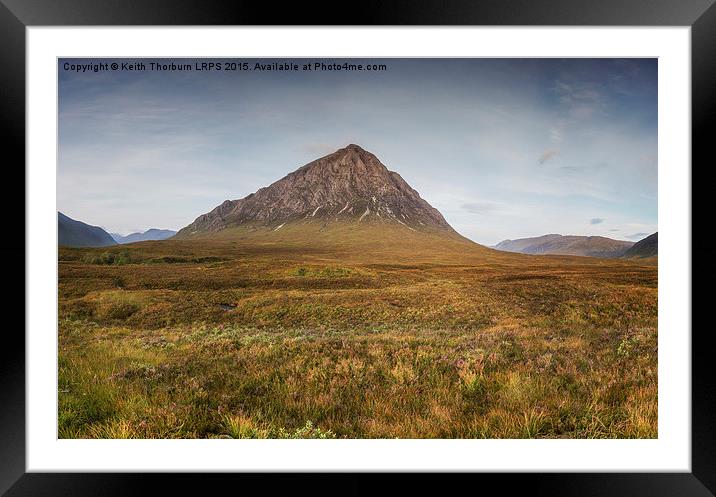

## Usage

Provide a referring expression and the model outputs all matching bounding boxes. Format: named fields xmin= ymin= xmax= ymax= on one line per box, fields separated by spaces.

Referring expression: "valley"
xmin=57 ymin=145 xmax=658 ymax=439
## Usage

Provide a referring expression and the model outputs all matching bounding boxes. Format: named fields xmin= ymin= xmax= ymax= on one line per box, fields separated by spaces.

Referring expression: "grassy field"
xmin=58 ymin=225 xmax=657 ymax=439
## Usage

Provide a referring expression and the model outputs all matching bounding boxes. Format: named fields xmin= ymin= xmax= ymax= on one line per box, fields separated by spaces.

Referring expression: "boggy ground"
xmin=58 ymin=226 xmax=657 ymax=439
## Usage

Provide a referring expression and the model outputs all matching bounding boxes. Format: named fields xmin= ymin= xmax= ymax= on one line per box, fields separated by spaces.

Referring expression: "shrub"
xmin=617 ymin=336 xmax=638 ymax=357
xmin=82 ymin=250 xmax=134 ymax=265
xmin=104 ymin=302 xmax=140 ymax=320
xmin=222 ymin=415 xmax=268 ymax=439
xmin=278 ymin=421 xmax=336 ymax=439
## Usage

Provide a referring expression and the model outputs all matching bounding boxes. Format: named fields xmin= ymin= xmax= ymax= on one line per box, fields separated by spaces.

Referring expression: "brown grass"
xmin=58 ymin=226 xmax=657 ymax=439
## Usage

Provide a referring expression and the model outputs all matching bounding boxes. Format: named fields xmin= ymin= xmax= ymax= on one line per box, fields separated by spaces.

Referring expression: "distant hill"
xmin=493 ymin=234 xmax=634 ymax=258
xmin=58 ymin=212 xmax=117 ymax=247
xmin=112 ymin=229 xmax=176 ymax=244
xmin=622 ymin=232 xmax=658 ymax=258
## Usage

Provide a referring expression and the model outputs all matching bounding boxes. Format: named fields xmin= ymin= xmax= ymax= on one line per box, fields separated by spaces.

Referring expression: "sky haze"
xmin=58 ymin=58 xmax=658 ymax=245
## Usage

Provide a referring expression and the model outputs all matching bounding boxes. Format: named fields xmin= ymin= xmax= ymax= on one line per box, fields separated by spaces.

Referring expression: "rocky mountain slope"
xmin=176 ymin=144 xmax=455 ymax=238
xmin=622 ymin=232 xmax=658 ymax=258
xmin=58 ymin=212 xmax=117 ymax=248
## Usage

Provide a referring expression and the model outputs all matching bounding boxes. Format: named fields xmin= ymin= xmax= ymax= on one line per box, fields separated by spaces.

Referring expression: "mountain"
xmin=494 ymin=234 xmax=634 ymax=258
xmin=112 ymin=229 xmax=177 ymax=244
xmin=494 ymin=234 xmax=563 ymax=254
xmin=58 ymin=212 xmax=117 ymax=248
xmin=622 ymin=232 xmax=658 ymax=258
xmin=176 ymin=144 xmax=456 ymax=238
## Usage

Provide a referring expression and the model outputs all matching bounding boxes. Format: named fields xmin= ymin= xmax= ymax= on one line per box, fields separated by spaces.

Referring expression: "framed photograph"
xmin=4 ymin=0 xmax=713 ymax=495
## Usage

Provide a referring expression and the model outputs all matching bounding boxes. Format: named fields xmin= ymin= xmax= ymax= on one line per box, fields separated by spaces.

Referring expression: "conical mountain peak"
xmin=343 ymin=143 xmax=366 ymax=152
xmin=177 ymin=145 xmax=455 ymax=236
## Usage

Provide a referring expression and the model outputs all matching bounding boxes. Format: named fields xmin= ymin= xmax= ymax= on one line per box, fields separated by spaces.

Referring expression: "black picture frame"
xmin=2 ymin=1 xmax=713 ymax=495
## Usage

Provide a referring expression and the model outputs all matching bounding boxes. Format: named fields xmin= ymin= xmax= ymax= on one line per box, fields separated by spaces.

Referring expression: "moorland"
xmin=58 ymin=223 xmax=657 ymax=439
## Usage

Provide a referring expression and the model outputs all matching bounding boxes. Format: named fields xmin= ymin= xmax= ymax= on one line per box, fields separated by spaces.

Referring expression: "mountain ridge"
xmin=112 ymin=228 xmax=177 ymax=244
xmin=176 ymin=144 xmax=456 ymax=239
xmin=493 ymin=233 xmax=634 ymax=258
xmin=622 ymin=232 xmax=658 ymax=258
xmin=58 ymin=212 xmax=117 ymax=248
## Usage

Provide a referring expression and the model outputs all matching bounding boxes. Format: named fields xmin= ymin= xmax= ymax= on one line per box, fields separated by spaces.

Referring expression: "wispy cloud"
xmin=553 ymin=80 xmax=603 ymax=117
xmin=461 ymin=202 xmax=500 ymax=215
xmin=58 ymin=58 xmax=658 ymax=244
xmin=538 ymin=148 xmax=559 ymax=165
xmin=590 ymin=218 xmax=604 ymax=225
xmin=549 ymin=126 xmax=564 ymax=143
xmin=627 ymin=232 xmax=649 ymax=240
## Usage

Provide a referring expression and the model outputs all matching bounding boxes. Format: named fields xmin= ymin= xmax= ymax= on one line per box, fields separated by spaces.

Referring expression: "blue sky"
xmin=58 ymin=58 xmax=657 ymax=245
